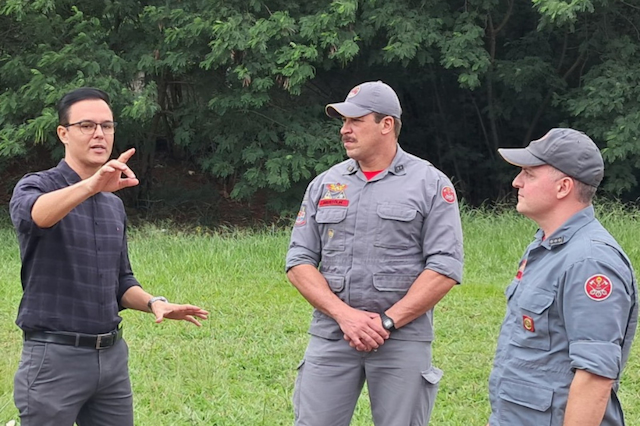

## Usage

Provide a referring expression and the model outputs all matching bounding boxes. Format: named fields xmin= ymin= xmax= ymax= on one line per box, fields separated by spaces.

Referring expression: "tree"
xmin=1 ymin=0 xmax=639 ymax=216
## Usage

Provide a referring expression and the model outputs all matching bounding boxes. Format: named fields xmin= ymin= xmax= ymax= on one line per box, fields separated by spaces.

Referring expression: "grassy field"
xmin=1 ymin=204 xmax=640 ymax=425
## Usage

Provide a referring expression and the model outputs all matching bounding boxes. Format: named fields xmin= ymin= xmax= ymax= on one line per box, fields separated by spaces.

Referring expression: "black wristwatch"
xmin=380 ymin=312 xmax=396 ymax=331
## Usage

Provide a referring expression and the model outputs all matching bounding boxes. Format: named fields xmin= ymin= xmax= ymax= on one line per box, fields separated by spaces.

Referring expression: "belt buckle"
xmin=95 ymin=332 xmax=114 ymax=349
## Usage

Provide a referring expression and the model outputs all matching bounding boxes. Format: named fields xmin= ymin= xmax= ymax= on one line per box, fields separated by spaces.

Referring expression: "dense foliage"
xmin=1 ymin=0 xmax=639 ymax=214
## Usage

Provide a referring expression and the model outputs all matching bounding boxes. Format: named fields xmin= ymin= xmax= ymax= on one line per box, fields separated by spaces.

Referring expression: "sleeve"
xmin=285 ymin=179 xmax=323 ymax=272
xmin=560 ymin=253 xmax=635 ymax=379
xmin=421 ymin=175 xmax=464 ymax=283
xmin=9 ymin=173 xmax=50 ymax=236
xmin=117 ymin=218 xmax=142 ymax=308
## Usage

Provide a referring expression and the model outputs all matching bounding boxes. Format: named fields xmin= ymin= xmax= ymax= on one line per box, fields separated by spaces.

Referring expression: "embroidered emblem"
xmin=523 ymin=315 xmax=535 ymax=332
xmin=328 ymin=229 xmax=335 ymax=239
xmin=347 ymin=86 xmax=361 ymax=98
xmin=319 ymin=183 xmax=349 ymax=207
xmin=584 ymin=274 xmax=613 ymax=301
xmin=441 ymin=186 xmax=456 ymax=204
xmin=295 ymin=205 xmax=307 ymax=226
xmin=515 ymin=259 xmax=527 ymax=280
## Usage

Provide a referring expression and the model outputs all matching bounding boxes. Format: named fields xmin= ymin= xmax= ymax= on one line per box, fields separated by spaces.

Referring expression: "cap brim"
xmin=325 ymin=102 xmax=373 ymax=118
xmin=498 ymin=148 xmax=546 ymax=167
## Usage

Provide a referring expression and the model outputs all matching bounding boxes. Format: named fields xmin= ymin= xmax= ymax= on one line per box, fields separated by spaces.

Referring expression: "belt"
xmin=24 ymin=328 xmax=123 ymax=350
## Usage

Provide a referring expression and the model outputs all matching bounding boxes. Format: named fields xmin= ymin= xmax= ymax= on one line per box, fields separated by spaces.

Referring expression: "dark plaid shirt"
xmin=10 ymin=160 xmax=141 ymax=334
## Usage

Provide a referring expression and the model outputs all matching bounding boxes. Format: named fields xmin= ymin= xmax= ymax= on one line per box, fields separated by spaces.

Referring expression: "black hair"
xmin=58 ymin=87 xmax=111 ymax=124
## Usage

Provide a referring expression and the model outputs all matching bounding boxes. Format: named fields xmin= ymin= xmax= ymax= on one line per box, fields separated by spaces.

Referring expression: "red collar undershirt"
xmin=363 ymin=170 xmax=383 ymax=180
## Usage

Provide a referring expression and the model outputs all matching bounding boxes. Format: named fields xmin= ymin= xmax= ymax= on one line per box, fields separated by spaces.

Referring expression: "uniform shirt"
xmin=488 ymin=206 xmax=638 ymax=426
xmin=10 ymin=160 xmax=141 ymax=334
xmin=286 ymin=146 xmax=464 ymax=341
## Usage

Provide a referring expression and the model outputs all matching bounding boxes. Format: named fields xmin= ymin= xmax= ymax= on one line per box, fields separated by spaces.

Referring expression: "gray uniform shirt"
xmin=488 ymin=206 xmax=638 ymax=425
xmin=286 ymin=146 xmax=464 ymax=341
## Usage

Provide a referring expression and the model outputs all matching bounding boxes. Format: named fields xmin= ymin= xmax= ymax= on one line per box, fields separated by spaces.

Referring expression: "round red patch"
xmin=347 ymin=86 xmax=361 ymax=98
xmin=441 ymin=186 xmax=456 ymax=204
xmin=584 ymin=274 xmax=613 ymax=301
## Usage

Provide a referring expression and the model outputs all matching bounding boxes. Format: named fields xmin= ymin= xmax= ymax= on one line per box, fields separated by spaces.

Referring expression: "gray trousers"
xmin=14 ymin=338 xmax=133 ymax=426
xmin=293 ymin=336 xmax=442 ymax=426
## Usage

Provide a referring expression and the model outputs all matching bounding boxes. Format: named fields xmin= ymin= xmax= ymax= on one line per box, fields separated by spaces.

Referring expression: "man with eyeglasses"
xmin=9 ymin=87 xmax=209 ymax=426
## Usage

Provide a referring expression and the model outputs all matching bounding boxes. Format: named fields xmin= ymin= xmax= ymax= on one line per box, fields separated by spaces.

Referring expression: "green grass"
xmin=1 ymin=204 xmax=640 ymax=425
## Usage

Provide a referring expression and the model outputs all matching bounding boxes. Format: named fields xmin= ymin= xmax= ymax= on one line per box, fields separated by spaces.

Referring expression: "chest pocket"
xmin=373 ymin=204 xmax=420 ymax=249
xmin=315 ymin=208 xmax=347 ymax=252
xmin=511 ymin=289 xmax=555 ymax=351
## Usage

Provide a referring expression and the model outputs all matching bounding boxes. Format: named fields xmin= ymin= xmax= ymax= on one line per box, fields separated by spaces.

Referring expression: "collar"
xmin=57 ymin=159 xmax=83 ymax=186
xmin=341 ymin=144 xmax=408 ymax=177
xmin=535 ymin=205 xmax=596 ymax=250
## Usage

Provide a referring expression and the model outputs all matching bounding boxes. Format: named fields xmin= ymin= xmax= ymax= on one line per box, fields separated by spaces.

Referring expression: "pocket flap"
xmin=376 ymin=204 xmax=417 ymax=222
xmin=519 ymin=289 xmax=554 ymax=314
xmin=499 ymin=379 xmax=553 ymax=412
xmin=373 ymin=274 xmax=416 ymax=291
xmin=505 ymin=282 xmax=517 ymax=299
xmin=421 ymin=366 xmax=443 ymax=385
xmin=324 ymin=275 xmax=345 ymax=292
xmin=316 ymin=208 xmax=347 ymax=224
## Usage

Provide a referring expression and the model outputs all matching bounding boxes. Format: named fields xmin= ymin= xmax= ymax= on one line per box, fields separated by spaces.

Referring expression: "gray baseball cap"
xmin=498 ymin=128 xmax=604 ymax=187
xmin=325 ymin=81 xmax=402 ymax=119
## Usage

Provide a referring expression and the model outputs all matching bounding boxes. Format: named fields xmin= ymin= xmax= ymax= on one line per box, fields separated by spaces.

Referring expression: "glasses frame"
xmin=62 ymin=120 xmax=118 ymax=135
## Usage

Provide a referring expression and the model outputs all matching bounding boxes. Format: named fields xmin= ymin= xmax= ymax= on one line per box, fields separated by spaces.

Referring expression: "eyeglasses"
xmin=63 ymin=121 xmax=117 ymax=135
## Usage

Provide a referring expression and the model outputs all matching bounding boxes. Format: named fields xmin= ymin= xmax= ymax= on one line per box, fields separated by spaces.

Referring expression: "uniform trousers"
xmin=294 ymin=335 xmax=442 ymax=426
xmin=14 ymin=338 xmax=133 ymax=426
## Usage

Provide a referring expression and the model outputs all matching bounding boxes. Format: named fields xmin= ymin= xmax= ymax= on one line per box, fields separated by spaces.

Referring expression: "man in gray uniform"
xmin=488 ymin=128 xmax=637 ymax=426
xmin=286 ymin=81 xmax=464 ymax=425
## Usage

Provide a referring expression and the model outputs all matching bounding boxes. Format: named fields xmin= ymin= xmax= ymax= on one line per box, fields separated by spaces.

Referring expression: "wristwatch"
xmin=147 ymin=296 xmax=168 ymax=311
xmin=380 ymin=312 xmax=396 ymax=331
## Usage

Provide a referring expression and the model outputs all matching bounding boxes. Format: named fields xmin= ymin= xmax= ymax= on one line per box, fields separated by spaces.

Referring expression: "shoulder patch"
xmin=584 ymin=274 xmax=613 ymax=302
xmin=441 ymin=186 xmax=456 ymax=204
xmin=515 ymin=259 xmax=527 ymax=280
xmin=295 ymin=205 xmax=307 ymax=227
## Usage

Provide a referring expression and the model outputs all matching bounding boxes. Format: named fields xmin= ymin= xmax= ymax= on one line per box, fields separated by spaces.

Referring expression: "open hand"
xmin=151 ymin=301 xmax=209 ymax=327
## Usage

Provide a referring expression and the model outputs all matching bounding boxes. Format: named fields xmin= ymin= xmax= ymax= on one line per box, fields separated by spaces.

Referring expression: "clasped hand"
xmin=339 ymin=308 xmax=390 ymax=352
